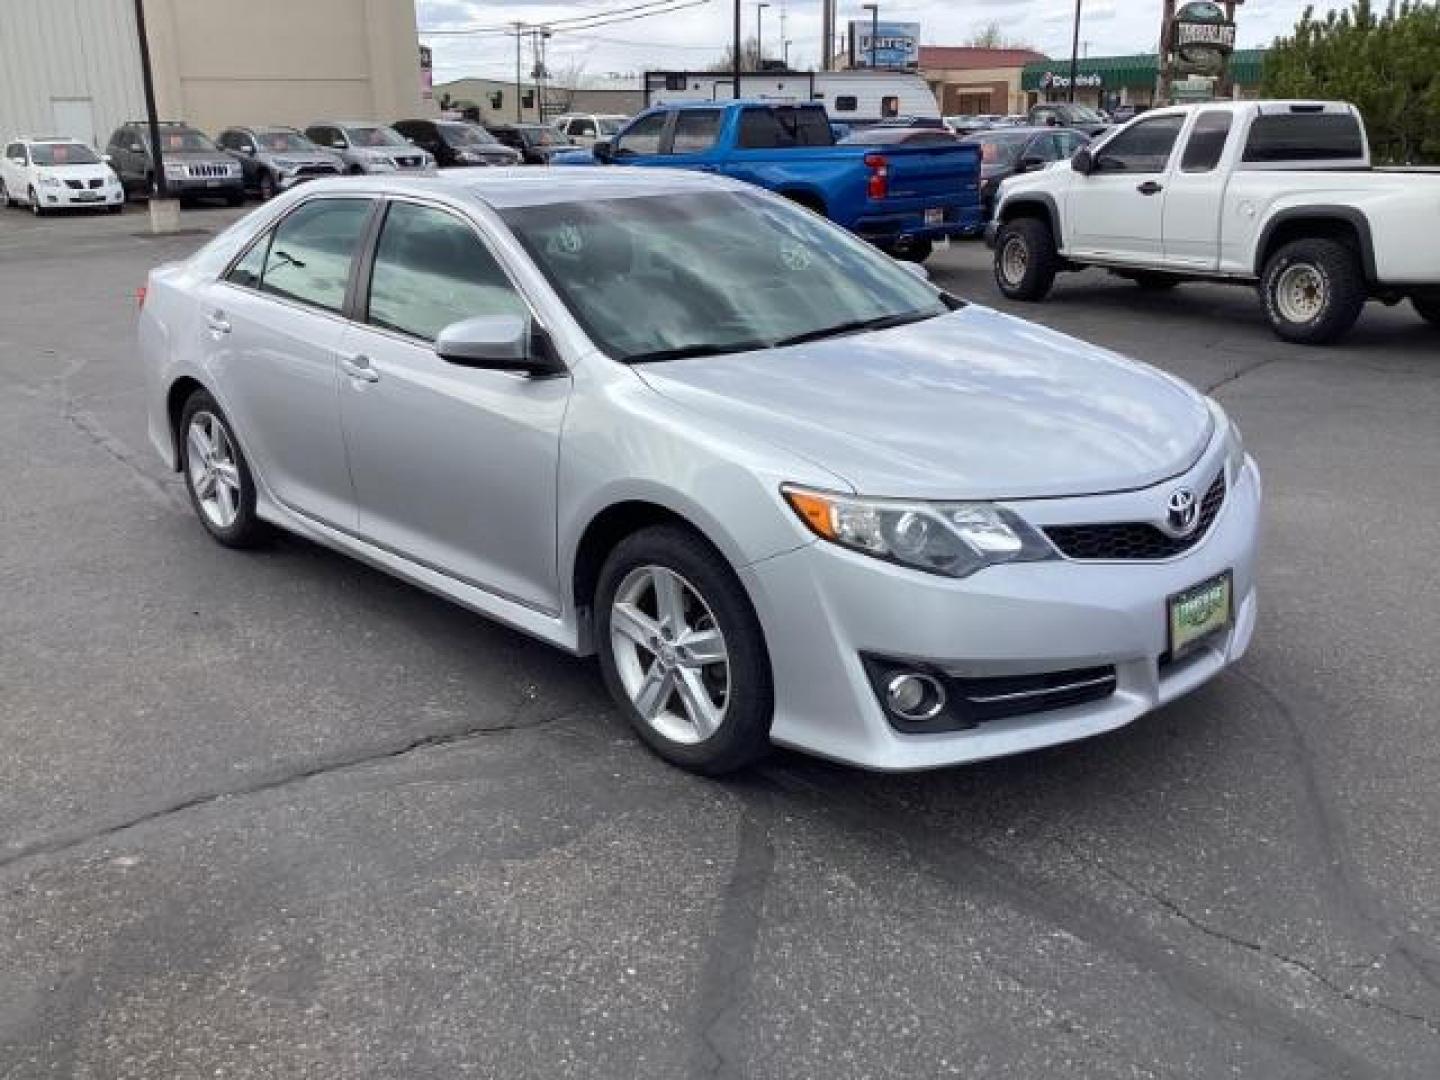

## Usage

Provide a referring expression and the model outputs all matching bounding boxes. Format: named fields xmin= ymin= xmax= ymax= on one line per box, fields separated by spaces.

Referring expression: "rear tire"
xmin=178 ymin=390 xmax=271 ymax=549
xmin=225 ymin=192 xmax=244 ymax=207
xmin=595 ymin=525 xmax=773 ymax=775
xmin=891 ymin=237 xmax=934 ymax=263
xmin=993 ymin=217 xmax=1059 ymax=301
xmin=1412 ymin=291 xmax=1440 ymax=328
xmin=1260 ymin=238 xmax=1366 ymax=345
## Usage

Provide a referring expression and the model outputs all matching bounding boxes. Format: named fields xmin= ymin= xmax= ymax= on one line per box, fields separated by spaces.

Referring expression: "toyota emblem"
xmin=1167 ymin=488 xmax=1199 ymax=534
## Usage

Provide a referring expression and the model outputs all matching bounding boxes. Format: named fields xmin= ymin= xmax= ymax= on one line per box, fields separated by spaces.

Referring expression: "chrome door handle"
xmin=206 ymin=310 xmax=231 ymax=335
xmin=340 ymin=353 xmax=379 ymax=383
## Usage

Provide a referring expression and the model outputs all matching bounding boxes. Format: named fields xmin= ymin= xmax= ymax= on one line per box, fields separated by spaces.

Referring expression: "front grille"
xmin=296 ymin=164 xmax=339 ymax=177
xmin=1045 ymin=471 xmax=1227 ymax=561
xmin=88 ymin=177 xmax=104 ymax=189
xmin=64 ymin=178 xmax=84 ymax=190
xmin=186 ymin=163 xmax=230 ymax=178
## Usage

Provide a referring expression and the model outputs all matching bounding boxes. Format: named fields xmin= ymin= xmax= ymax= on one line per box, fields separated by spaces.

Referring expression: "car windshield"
xmin=966 ymin=132 xmax=1030 ymax=166
xmin=442 ymin=124 xmax=497 ymax=146
xmin=349 ymin=126 xmax=406 ymax=147
xmin=518 ymin=126 xmax=564 ymax=147
xmin=597 ymin=118 xmax=624 ymax=136
xmin=500 ymin=191 xmax=948 ymax=363
xmin=258 ymin=131 xmax=313 ymax=151
xmin=30 ymin=143 xmax=101 ymax=165
xmin=158 ymin=129 xmax=217 ymax=152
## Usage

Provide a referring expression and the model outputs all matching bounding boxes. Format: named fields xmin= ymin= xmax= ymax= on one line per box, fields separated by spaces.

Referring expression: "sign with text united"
xmin=848 ymin=21 xmax=921 ymax=70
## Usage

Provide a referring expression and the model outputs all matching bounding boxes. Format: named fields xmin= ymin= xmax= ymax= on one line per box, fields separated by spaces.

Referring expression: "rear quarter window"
xmin=1242 ymin=113 xmax=1364 ymax=163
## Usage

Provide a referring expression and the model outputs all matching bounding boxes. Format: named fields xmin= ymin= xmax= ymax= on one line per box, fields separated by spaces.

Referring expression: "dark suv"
xmin=216 ymin=126 xmax=343 ymax=199
xmin=483 ymin=123 xmax=572 ymax=164
xmin=105 ymin=121 xmax=244 ymax=205
xmin=392 ymin=119 xmax=521 ymax=168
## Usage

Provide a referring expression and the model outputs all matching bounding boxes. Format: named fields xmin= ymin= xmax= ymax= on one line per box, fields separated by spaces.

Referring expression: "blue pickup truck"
xmin=553 ymin=100 xmax=982 ymax=261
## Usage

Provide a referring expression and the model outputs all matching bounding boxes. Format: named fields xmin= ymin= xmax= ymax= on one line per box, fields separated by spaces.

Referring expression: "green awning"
xmin=1022 ymin=49 xmax=1265 ymax=91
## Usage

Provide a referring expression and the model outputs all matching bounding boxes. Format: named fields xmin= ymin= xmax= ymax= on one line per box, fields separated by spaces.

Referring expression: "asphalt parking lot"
xmin=2 ymin=201 xmax=1439 ymax=1079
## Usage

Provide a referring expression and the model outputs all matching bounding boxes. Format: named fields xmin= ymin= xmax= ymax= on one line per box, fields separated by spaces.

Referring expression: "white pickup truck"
xmin=987 ymin=101 xmax=1440 ymax=344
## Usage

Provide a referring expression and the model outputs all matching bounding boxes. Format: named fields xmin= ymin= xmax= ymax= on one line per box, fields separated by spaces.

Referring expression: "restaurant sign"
xmin=1173 ymin=2 xmax=1237 ymax=75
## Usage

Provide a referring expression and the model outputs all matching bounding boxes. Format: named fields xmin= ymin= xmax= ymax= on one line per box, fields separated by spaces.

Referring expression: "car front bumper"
xmin=39 ymin=185 xmax=125 ymax=208
xmin=742 ymin=453 xmax=1262 ymax=771
xmin=162 ymin=175 xmax=244 ymax=196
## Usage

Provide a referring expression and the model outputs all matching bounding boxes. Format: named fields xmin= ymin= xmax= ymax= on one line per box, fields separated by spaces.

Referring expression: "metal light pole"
xmin=756 ymin=3 xmax=769 ymax=68
xmin=732 ymin=0 xmax=742 ymax=97
xmin=131 ymin=0 xmax=167 ymax=199
xmin=512 ymin=22 xmax=524 ymax=121
xmin=1067 ymin=0 xmax=1083 ymax=104
xmin=862 ymin=3 xmax=878 ymax=69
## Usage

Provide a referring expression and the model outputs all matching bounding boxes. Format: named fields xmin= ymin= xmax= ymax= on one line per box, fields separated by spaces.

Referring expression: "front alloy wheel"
xmin=596 ymin=526 xmax=772 ymax=774
xmin=29 ymin=186 xmax=44 ymax=216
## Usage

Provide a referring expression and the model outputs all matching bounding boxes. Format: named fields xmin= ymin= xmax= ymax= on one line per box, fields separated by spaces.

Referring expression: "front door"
xmin=339 ymin=199 xmax=571 ymax=613
xmin=1065 ymin=114 xmax=1185 ymax=263
xmin=202 ymin=196 xmax=376 ymax=530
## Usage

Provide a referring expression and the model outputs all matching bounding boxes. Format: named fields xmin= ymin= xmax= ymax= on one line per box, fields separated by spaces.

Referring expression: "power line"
xmin=417 ymin=0 xmax=710 ymax=36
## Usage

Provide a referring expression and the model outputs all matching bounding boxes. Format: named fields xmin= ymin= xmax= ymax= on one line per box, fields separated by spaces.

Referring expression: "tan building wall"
xmin=0 ymin=0 xmax=427 ymax=148
xmin=925 ymin=66 xmax=1029 ymax=116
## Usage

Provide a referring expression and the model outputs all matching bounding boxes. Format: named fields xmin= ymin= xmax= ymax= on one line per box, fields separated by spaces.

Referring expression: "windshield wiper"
xmin=770 ymin=309 xmax=940 ymax=348
xmin=625 ymin=340 xmax=770 ymax=364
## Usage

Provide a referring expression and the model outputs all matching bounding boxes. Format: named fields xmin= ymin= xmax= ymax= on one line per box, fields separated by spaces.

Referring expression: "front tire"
xmin=595 ymin=525 xmax=773 ymax=775
xmin=28 ymin=186 xmax=44 ymax=216
xmin=1412 ymin=291 xmax=1440 ymax=328
xmin=179 ymin=390 xmax=270 ymax=548
xmin=258 ymin=172 xmax=277 ymax=201
xmin=1260 ymin=238 xmax=1367 ymax=345
xmin=993 ymin=217 xmax=1059 ymax=301
xmin=0 ymin=178 xmax=12 ymax=207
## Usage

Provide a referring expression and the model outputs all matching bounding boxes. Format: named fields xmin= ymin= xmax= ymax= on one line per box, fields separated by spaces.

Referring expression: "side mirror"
xmin=1071 ymin=148 xmax=1094 ymax=175
xmin=897 ymin=260 xmax=930 ymax=282
xmin=436 ymin=315 xmax=566 ymax=377
xmin=592 ymin=140 xmax=613 ymax=164
xmin=1019 ymin=155 xmax=1047 ymax=172
xmin=101 ymin=153 xmax=112 ymax=163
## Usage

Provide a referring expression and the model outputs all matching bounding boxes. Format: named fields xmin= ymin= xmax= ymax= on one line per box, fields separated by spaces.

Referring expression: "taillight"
xmin=136 ymin=285 xmax=147 ymax=310
xmin=864 ymin=152 xmax=889 ymax=200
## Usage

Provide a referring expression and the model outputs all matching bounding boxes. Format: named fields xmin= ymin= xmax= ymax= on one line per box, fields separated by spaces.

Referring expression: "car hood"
xmin=259 ymin=151 xmax=341 ymax=167
xmin=35 ymin=163 xmax=112 ymax=177
xmin=161 ymin=150 xmax=233 ymax=164
xmin=634 ymin=305 xmax=1213 ymax=500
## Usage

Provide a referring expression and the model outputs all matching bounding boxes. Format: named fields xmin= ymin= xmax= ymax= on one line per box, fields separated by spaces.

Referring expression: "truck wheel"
xmin=1260 ymin=238 xmax=1367 ymax=346
xmin=891 ymin=237 xmax=933 ymax=263
xmin=993 ymin=217 xmax=1058 ymax=301
xmin=1412 ymin=291 xmax=1440 ymax=328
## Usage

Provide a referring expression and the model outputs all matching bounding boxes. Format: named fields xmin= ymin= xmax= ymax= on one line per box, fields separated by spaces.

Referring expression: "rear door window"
xmin=258 ymin=198 xmax=374 ymax=313
xmin=1181 ymin=111 xmax=1233 ymax=173
xmin=669 ymin=110 xmax=722 ymax=154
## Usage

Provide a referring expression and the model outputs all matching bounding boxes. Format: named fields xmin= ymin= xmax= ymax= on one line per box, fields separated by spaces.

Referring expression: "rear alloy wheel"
xmin=179 ymin=390 xmax=270 ymax=548
xmin=596 ymin=526 xmax=773 ymax=774
xmin=1260 ymin=238 xmax=1367 ymax=345
xmin=1412 ymin=291 xmax=1440 ymax=328
xmin=993 ymin=217 xmax=1059 ymax=301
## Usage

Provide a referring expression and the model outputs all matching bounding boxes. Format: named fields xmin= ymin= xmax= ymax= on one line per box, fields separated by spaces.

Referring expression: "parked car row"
xmin=2 ymin=135 xmax=125 ymax=215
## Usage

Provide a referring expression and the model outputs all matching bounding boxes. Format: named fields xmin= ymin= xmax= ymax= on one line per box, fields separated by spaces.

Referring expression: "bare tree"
xmin=967 ymin=21 xmax=1034 ymax=50
xmin=706 ymin=36 xmax=766 ymax=73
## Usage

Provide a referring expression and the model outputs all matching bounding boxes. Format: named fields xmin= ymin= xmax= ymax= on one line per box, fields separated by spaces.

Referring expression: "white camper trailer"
xmin=643 ymin=70 xmax=941 ymax=126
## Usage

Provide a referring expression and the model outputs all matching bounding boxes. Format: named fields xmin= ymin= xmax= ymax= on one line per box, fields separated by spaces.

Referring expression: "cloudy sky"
xmin=417 ymin=0 xmax=1354 ymax=85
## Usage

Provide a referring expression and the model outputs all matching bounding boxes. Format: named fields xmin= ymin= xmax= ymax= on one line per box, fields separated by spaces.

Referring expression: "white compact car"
xmin=1 ymin=136 xmax=124 ymax=215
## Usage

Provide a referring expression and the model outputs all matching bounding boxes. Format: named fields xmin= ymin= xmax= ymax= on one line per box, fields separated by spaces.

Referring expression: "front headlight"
xmin=39 ymin=173 xmax=62 ymax=188
xmin=164 ymin=162 xmax=186 ymax=177
xmin=782 ymin=486 xmax=1056 ymax=579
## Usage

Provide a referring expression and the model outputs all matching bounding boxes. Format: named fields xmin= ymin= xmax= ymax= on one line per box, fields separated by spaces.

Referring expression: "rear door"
xmin=1161 ymin=110 xmax=1235 ymax=269
xmin=200 ymin=195 xmax=376 ymax=530
xmin=1065 ymin=113 xmax=1185 ymax=262
xmin=337 ymin=198 xmax=571 ymax=612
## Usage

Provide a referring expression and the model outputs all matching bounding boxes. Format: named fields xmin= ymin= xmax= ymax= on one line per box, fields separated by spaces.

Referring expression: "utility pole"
xmin=512 ymin=22 xmax=524 ymax=121
xmin=862 ymin=3 xmax=878 ymax=69
xmin=732 ymin=0 xmax=742 ymax=97
xmin=756 ymin=3 xmax=769 ymax=68
xmin=131 ymin=0 xmax=176 ymax=232
xmin=820 ymin=0 xmax=833 ymax=71
xmin=1068 ymin=0 xmax=1082 ymax=104
xmin=1156 ymin=1 xmax=1173 ymax=106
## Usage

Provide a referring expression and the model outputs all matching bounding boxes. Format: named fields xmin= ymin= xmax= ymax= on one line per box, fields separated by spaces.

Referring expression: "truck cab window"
xmin=1181 ymin=111 xmax=1233 ymax=173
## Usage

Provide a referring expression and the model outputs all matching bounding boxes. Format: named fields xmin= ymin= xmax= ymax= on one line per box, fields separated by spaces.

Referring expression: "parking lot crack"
xmin=1084 ymin=853 xmax=1440 ymax=1035
xmin=0 ymin=708 xmax=575 ymax=876
xmin=1205 ymin=354 xmax=1277 ymax=394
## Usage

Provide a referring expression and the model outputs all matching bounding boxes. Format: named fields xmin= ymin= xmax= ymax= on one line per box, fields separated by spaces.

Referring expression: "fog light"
xmin=885 ymin=673 xmax=947 ymax=721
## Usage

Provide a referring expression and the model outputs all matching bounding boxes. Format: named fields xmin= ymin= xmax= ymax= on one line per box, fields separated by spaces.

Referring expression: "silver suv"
xmin=302 ymin=121 xmax=433 ymax=175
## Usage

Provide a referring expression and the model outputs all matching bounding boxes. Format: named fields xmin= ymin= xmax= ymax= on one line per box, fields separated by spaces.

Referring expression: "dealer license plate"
xmin=1168 ymin=571 xmax=1232 ymax=658
xmin=75 ymin=191 xmax=100 ymax=202
xmin=924 ymin=208 xmax=944 ymax=226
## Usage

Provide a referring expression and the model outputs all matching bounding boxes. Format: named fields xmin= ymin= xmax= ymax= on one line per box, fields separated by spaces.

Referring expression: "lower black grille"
xmin=89 ymin=177 xmax=104 ymax=188
xmin=1045 ymin=472 xmax=1227 ymax=561
xmin=395 ymin=155 xmax=424 ymax=168
xmin=296 ymin=164 xmax=339 ymax=177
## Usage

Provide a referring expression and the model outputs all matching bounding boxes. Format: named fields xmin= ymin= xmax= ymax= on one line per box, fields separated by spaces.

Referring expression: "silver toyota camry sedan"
xmin=140 ymin=169 xmax=1260 ymax=774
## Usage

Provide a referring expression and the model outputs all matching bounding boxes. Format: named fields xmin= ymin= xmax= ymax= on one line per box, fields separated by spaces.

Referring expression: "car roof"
xmin=964 ymin=126 xmax=1083 ymax=137
xmin=17 ymin=135 xmax=82 ymax=143
xmin=286 ymin=167 xmax=748 ymax=210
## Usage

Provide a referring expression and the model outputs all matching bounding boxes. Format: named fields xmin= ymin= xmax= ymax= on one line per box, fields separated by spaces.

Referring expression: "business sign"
xmin=1173 ymin=1 xmax=1236 ymax=76
xmin=848 ymin=21 xmax=921 ymax=70
xmin=1038 ymin=70 xmax=1104 ymax=91
xmin=419 ymin=44 xmax=434 ymax=101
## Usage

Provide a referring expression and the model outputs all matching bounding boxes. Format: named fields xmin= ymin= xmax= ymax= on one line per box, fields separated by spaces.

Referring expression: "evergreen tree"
xmin=1262 ymin=1 xmax=1440 ymax=163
